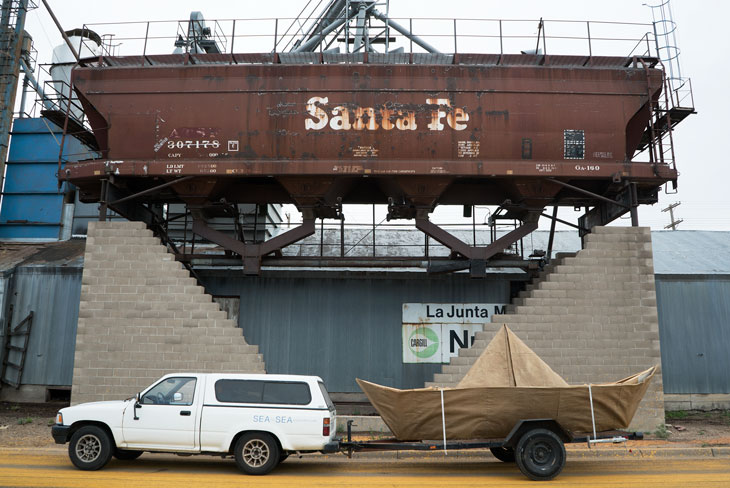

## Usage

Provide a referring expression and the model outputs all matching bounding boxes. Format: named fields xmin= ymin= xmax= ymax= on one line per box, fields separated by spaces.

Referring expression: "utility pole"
xmin=662 ymin=202 xmax=683 ymax=230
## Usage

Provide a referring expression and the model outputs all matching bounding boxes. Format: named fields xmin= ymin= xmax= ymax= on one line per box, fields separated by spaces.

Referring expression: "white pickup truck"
xmin=52 ymin=373 xmax=338 ymax=475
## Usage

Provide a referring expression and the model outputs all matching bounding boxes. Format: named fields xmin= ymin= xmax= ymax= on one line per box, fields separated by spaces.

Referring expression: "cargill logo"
xmin=408 ymin=327 xmax=440 ymax=359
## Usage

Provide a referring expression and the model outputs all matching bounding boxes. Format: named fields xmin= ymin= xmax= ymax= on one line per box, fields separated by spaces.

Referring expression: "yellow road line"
xmin=1 ymin=452 xmax=729 ymax=488
xmin=2 ymin=467 xmax=730 ymax=488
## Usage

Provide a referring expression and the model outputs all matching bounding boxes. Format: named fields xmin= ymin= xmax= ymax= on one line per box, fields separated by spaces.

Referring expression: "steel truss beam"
xmin=291 ymin=1 xmax=439 ymax=54
xmin=415 ymin=209 xmax=542 ymax=277
xmin=192 ymin=215 xmax=316 ymax=275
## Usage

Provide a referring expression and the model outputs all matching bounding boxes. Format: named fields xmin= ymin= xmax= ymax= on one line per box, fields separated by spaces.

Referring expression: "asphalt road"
xmin=2 ymin=448 xmax=729 ymax=487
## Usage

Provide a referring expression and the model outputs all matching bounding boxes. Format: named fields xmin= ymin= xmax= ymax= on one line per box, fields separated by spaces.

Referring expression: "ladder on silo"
xmin=0 ymin=304 xmax=34 ymax=390
xmin=0 ymin=0 xmax=35 ymax=195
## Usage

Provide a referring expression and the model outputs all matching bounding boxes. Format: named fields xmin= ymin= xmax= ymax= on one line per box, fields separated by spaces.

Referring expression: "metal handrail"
xmin=71 ymin=17 xmax=660 ymax=60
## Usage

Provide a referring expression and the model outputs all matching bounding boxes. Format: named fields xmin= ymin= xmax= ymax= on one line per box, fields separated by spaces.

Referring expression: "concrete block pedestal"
xmin=427 ymin=226 xmax=665 ymax=433
xmin=71 ymin=221 xmax=265 ymax=405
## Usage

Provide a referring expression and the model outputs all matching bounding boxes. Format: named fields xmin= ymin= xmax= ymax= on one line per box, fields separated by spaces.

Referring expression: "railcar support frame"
xmin=415 ymin=209 xmax=542 ymax=278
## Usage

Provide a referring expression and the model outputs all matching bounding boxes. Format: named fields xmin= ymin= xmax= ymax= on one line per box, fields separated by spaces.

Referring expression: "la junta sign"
xmin=402 ymin=303 xmax=506 ymax=364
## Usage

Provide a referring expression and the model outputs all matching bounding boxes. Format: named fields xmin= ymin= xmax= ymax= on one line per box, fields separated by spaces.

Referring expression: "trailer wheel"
xmin=234 ymin=433 xmax=280 ymax=475
xmin=514 ymin=428 xmax=566 ymax=481
xmin=68 ymin=425 xmax=113 ymax=471
xmin=490 ymin=446 xmax=515 ymax=463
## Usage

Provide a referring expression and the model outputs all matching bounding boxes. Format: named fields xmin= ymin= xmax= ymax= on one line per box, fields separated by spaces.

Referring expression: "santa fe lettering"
xmin=305 ymin=97 xmax=469 ymax=132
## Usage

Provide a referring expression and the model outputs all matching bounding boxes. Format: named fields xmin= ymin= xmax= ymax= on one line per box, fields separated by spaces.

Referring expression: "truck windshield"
xmin=318 ymin=382 xmax=335 ymax=411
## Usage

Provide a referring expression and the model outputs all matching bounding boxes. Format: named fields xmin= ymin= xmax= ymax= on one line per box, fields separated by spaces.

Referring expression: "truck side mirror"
xmin=134 ymin=392 xmax=142 ymax=420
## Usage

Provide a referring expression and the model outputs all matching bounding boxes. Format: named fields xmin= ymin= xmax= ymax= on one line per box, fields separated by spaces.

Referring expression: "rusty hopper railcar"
xmin=61 ymin=49 xmax=677 ymax=274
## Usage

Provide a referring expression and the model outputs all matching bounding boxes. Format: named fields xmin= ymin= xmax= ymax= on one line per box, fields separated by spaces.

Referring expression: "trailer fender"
xmin=503 ymin=419 xmax=571 ymax=448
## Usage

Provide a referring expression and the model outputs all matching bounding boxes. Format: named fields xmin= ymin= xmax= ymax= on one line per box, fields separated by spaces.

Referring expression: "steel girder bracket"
xmin=576 ymin=181 xmax=640 ymax=237
xmin=415 ymin=209 xmax=542 ymax=278
xmin=102 ymin=179 xmax=165 ymax=226
xmin=192 ymin=216 xmax=316 ymax=275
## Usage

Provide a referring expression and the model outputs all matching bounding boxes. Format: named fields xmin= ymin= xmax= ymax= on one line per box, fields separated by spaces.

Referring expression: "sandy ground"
xmin=660 ymin=410 xmax=730 ymax=446
xmin=0 ymin=402 xmax=61 ymax=447
xmin=1 ymin=401 xmax=729 ymax=448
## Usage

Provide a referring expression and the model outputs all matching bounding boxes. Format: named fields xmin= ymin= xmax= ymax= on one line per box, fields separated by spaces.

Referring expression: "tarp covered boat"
xmin=357 ymin=325 xmax=656 ymax=441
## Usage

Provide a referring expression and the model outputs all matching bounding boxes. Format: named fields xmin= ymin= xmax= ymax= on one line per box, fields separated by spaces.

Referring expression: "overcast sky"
xmin=22 ymin=1 xmax=730 ymax=231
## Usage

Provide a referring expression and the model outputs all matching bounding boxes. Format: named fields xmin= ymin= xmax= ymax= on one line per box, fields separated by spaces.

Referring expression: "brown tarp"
xmin=357 ymin=325 xmax=656 ymax=441
xmin=457 ymin=325 xmax=568 ymax=388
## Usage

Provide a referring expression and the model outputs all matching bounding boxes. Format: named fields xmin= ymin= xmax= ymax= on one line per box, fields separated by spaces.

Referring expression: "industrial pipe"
xmin=40 ymin=0 xmax=80 ymax=62
xmin=292 ymin=15 xmax=349 ymax=53
xmin=372 ymin=10 xmax=440 ymax=54
xmin=19 ymin=58 xmax=54 ymax=111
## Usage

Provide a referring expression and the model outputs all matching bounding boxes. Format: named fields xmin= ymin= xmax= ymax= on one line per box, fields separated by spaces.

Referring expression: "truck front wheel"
xmin=234 ymin=433 xmax=280 ymax=475
xmin=68 ymin=425 xmax=113 ymax=471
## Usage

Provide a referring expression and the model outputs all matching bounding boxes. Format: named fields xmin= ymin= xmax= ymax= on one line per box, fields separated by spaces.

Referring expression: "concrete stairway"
xmin=426 ymin=226 xmax=665 ymax=432
xmin=71 ymin=221 xmax=265 ymax=405
xmin=506 ymin=252 xmax=578 ymax=313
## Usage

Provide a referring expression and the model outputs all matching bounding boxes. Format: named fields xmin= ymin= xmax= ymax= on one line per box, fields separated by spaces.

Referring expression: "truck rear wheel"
xmin=514 ymin=428 xmax=566 ymax=481
xmin=234 ymin=433 xmax=280 ymax=475
xmin=68 ymin=425 xmax=113 ymax=471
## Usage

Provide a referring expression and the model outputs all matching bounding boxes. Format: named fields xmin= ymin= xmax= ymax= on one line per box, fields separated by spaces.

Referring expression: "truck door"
xmin=122 ymin=376 xmax=199 ymax=451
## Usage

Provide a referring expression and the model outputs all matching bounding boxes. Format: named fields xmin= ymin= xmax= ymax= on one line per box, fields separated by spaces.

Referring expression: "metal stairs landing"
xmin=637 ymin=105 xmax=695 ymax=153
xmin=40 ymin=109 xmax=100 ymax=150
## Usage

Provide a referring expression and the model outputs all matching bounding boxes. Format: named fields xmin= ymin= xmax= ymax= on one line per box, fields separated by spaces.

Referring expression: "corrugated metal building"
xmin=0 ymin=241 xmax=84 ymax=399
xmin=200 ymin=270 xmax=515 ymax=392
xmin=653 ymin=231 xmax=730 ymax=396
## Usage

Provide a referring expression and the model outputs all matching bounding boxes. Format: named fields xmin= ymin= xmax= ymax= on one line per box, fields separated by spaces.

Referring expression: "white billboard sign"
xmin=402 ymin=303 xmax=507 ymax=364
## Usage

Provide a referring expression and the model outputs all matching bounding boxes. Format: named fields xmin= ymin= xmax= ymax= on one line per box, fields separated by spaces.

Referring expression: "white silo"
xmin=49 ymin=28 xmax=101 ymax=121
